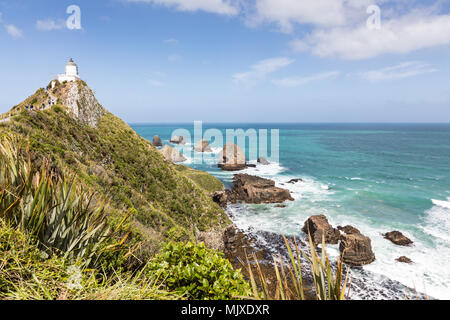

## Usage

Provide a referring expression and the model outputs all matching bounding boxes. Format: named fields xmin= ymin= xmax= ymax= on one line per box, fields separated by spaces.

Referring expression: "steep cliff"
xmin=0 ymin=80 xmax=229 ymax=261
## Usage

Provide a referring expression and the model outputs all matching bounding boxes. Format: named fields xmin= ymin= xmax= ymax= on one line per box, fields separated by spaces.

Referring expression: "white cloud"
xmin=358 ymin=61 xmax=437 ymax=82
xmin=248 ymin=0 xmax=377 ymax=33
xmin=273 ymin=71 xmax=340 ymax=87
xmin=0 ymin=12 xmax=3 ymax=23
xmin=125 ymin=0 xmax=239 ymax=15
xmin=233 ymin=57 xmax=295 ymax=86
xmin=291 ymin=12 xmax=450 ymax=60
xmin=148 ymin=79 xmax=165 ymax=86
xmin=5 ymin=24 xmax=22 ymax=38
xmin=164 ymin=38 xmax=179 ymax=44
xmin=36 ymin=19 xmax=66 ymax=31
xmin=249 ymin=0 xmax=345 ymax=33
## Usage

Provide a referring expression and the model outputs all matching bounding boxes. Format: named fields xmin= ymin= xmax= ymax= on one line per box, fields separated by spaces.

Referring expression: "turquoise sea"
xmin=131 ymin=123 xmax=450 ymax=300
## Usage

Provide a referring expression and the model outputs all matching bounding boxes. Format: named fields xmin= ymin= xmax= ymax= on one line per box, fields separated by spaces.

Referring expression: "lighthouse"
xmin=58 ymin=58 xmax=80 ymax=82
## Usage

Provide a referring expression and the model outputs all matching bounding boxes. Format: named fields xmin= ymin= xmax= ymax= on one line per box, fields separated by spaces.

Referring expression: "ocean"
xmin=131 ymin=123 xmax=450 ymax=300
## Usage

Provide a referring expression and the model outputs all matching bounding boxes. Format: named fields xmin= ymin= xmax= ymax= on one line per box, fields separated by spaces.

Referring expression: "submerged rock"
xmin=257 ymin=157 xmax=270 ymax=165
xmin=396 ymin=256 xmax=413 ymax=264
xmin=383 ymin=231 xmax=413 ymax=246
xmin=287 ymin=178 xmax=303 ymax=184
xmin=194 ymin=139 xmax=212 ymax=153
xmin=218 ymin=143 xmax=247 ymax=171
xmin=160 ymin=145 xmax=186 ymax=163
xmin=302 ymin=215 xmax=341 ymax=245
xmin=152 ymin=135 xmax=162 ymax=147
xmin=340 ymin=232 xmax=376 ymax=266
xmin=227 ymin=174 xmax=294 ymax=204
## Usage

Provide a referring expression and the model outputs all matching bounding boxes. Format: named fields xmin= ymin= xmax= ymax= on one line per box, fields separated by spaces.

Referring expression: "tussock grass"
xmin=246 ymin=234 xmax=351 ymax=300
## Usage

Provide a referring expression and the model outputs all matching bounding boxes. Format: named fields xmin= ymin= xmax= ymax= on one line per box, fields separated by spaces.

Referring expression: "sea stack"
xmin=302 ymin=215 xmax=341 ymax=245
xmin=153 ymin=135 xmax=162 ymax=147
xmin=218 ymin=143 xmax=247 ymax=171
xmin=339 ymin=230 xmax=376 ymax=266
xmin=170 ymin=135 xmax=185 ymax=145
xmin=194 ymin=139 xmax=212 ymax=153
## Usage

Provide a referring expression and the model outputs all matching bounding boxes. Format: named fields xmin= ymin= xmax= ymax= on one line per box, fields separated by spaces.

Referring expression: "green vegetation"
xmin=0 ymin=220 xmax=181 ymax=300
xmin=0 ymin=135 xmax=114 ymax=268
xmin=1 ymin=81 xmax=230 ymax=265
xmin=1 ymin=80 xmax=350 ymax=301
xmin=0 ymin=134 xmax=248 ymax=300
xmin=175 ymin=165 xmax=224 ymax=193
xmin=148 ymin=242 xmax=250 ymax=300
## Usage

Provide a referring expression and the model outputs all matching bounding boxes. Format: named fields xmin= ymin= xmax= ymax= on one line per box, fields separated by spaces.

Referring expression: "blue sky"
xmin=0 ymin=0 xmax=449 ymax=123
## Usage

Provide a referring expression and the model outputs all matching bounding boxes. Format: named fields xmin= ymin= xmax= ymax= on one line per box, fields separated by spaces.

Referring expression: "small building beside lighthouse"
xmin=58 ymin=58 xmax=80 ymax=82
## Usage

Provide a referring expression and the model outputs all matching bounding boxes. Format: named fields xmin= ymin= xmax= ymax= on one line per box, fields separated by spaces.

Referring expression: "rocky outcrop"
xmin=337 ymin=225 xmax=361 ymax=235
xmin=63 ymin=81 xmax=105 ymax=128
xmin=218 ymin=143 xmax=247 ymax=171
xmin=160 ymin=145 xmax=186 ymax=163
xmin=383 ymin=231 xmax=413 ymax=246
xmin=152 ymin=135 xmax=162 ymax=147
xmin=227 ymin=174 xmax=294 ymax=204
xmin=211 ymin=191 xmax=228 ymax=208
xmin=340 ymin=231 xmax=376 ymax=266
xmin=302 ymin=215 xmax=341 ymax=245
xmin=257 ymin=157 xmax=270 ymax=165
xmin=396 ymin=256 xmax=413 ymax=264
xmin=170 ymin=135 xmax=185 ymax=145
xmin=194 ymin=139 xmax=212 ymax=153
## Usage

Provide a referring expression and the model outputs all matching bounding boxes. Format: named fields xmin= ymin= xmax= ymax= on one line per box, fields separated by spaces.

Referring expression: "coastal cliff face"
xmin=0 ymin=81 xmax=230 ymax=260
xmin=62 ymin=81 xmax=105 ymax=127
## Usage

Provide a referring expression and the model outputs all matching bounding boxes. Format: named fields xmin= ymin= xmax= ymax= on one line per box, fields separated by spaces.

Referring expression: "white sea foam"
xmin=431 ymin=198 xmax=450 ymax=209
xmin=228 ymin=180 xmax=450 ymax=299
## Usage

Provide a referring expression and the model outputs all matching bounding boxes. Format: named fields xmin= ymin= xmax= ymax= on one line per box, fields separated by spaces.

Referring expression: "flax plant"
xmin=246 ymin=233 xmax=351 ymax=300
xmin=0 ymin=134 xmax=122 ymax=268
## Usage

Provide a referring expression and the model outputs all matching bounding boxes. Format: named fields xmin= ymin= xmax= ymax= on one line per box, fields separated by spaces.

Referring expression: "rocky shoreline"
xmin=216 ymin=171 xmax=428 ymax=300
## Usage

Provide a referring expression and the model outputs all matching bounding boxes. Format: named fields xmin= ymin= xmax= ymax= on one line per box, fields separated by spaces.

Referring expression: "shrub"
xmin=0 ymin=134 xmax=124 ymax=268
xmin=0 ymin=219 xmax=181 ymax=300
xmin=148 ymin=242 xmax=251 ymax=300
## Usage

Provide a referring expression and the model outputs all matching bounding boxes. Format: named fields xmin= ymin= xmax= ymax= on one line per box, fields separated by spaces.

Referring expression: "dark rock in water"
xmin=152 ymin=135 xmax=162 ymax=147
xmin=218 ymin=143 xmax=247 ymax=171
xmin=227 ymin=174 xmax=294 ymax=204
xmin=396 ymin=256 xmax=413 ymax=264
xmin=275 ymin=204 xmax=287 ymax=208
xmin=258 ymin=157 xmax=270 ymax=165
xmin=247 ymin=164 xmax=257 ymax=168
xmin=302 ymin=215 xmax=341 ymax=245
xmin=340 ymin=232 xmax=376 ymax=266
xmin=211 ymin=191 xmax=227 ymax=208
xmin=170 ymin=135 xmax=185 ymax=145
xmin=194 ymin=139 xmax=212 ymax=153
xmin=383 ymin=231 xmax=413 ymax=246
xmin=338 ymin=225 xmax=361 ymax=235
xmin=287 ymin=178 xmax=303 ymax=184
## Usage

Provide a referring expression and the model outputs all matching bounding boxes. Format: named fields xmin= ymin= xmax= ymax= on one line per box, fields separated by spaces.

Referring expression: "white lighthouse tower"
xmin=58 ymin=58 xmax=80 ymax=82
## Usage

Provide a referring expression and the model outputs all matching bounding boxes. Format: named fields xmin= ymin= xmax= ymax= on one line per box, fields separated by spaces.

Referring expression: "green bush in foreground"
xmin=148 ymin=242 xmax=251 ymax=300
xmin=0 ymin=220 xmax=181 ymax=300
